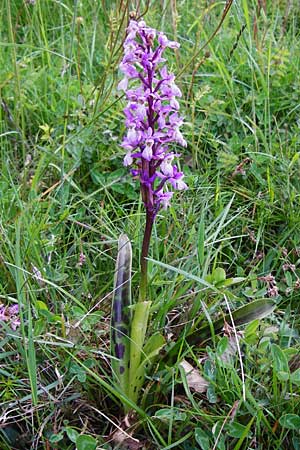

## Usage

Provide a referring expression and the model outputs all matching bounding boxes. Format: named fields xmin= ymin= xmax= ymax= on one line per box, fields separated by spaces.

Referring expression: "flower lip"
xmin=142 ymin=139 xmax=154 ymax=161
xmin=124 ymin=152 xmax=133 ymax=166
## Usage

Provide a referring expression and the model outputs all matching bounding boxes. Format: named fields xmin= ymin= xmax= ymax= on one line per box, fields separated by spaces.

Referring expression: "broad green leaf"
xmin=49 ymin=432 xmax=64 ymax=443
xmin=271 ymin=344 xmax=289 ymax=374
xmin=69 ymin=363 xmax=86 ymax=383
xmin=245 ymin=320 xmax=260 ymax=338
xmin=195 ymin=427 xmax=211 ymax=450
xmin=204 ymin=359 xmax=215 ymax=380
xmin=131 ymin=333 xmax=165 ymax=405
xmin=277 ymin=371 xmax=289 ymax=382
xmin=228 ymin=422 xmax=248 ymax=438
xmin=217 ymin=336 xmax=228 ymax=355
xmin=36 ymin=301 xmax=48 ymax=311
xmin=155 ymin=408 xmax=187 ymax=422
xmin=143 ymin=332 xmax=165 ymax=358
xmin=213 ymin=267 xmax=226 ymax=284
xmin=291 ymin=368 xmax=300 ymax=386
xmin=34 ymin=318 xmax=46 ymax=336
xmin=292 ymin=436 xmax=300 ymax=450
xmin=65 ymin=427 xmax=79 ymax=443
xmin=187 ymin=299 xmax=276 ymax=346
xmin=76 ymin=434 xmax=97 ymax=450
xmin=207 ymin=384 xmax=217 ymax=403
xmin=285 ymin=271 xmax=293 ymax=287
xmin=224 ymin=299 xmax=276 ymax=325
xmin=279 ymin=414 xmax=300 ymax=430
xmin=222 ymin=277 xmax=245 ymax=287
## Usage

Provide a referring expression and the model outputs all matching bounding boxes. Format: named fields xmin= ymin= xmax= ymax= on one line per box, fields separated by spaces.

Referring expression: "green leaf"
xmin=195 ymin=427 xmax=211 ymax=450
xmin=271 ymin=344 xmax=289 ymax=374
xmin=213 ymin=267 xmax=226 ymax=284
xmin=244 ymin=320 xmax=260 ymax=340
xmin=285 ymin=271 xmax=293 ymax=287
xmin=204 ymin=359 xmax=215 ymax=380
xmin=289 ymin=152 xmax=300 ymax=169
xmin=155 ymin=408 xmax=187 ymax=422
xmin=279 ymin=414 xmax=300 ymax=430
xmin=49 ymin=432 xmax=64 ymax=443
xmin=233 ymin=417 xmax=255 ymax=450
xmin=292 ymin=437 xmax=300 ymax=450
xmin=70 ymin=362 xmax=86 ymax=383
xmin=291 ymin=368 xmax=300 ymax=386
xmin=129 ymin=333 xmax=165 ymax=406
xmin=222 ymin=277 xmax=245 ymax=287
xmin=277 ymin=371 xmax=289 ymax=382
xmin=111 ymin=183 xmax=126 ymax=194
xmin=76 ymin=435 xmax=97 ymax=450
xmin=38 ymin=309 xmax=54 ymax=321
xmin=187 ymin=299 xmax=276 ymax=346
xmin=228 ymin=422 xmax=248 ymax=438
xmin=34 ymin=318 xmax=46 ymax=336
xmin=143 ymin=333 xmax=165 ymax=359
xmin=36 ymin=301 xmax=48 ymax=311
xmin=217 ymin=336 xmax=228 ymax=356
xmin=227 ymin=299 xmax=276 ymax=325
xmin=65 ymin=427 xmax=79 ymax=443
xmin=207 ymin=384 xmax=217 ymax=403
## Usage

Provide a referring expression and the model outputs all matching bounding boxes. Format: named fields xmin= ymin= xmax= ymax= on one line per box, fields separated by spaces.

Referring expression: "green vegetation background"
xmin=0 ymin=1 xmax=299 ymax=449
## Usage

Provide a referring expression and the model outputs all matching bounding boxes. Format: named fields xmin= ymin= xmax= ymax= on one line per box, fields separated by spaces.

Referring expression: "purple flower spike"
xmin=119 ymin=19 xmax=187 ymax=217
xmin=0 ymin=303 xmax=20 ymax=330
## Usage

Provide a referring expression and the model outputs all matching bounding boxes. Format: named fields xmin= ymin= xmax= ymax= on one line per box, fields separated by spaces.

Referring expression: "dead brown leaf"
xmin=179 ymin=359 xmax=209 ymax=393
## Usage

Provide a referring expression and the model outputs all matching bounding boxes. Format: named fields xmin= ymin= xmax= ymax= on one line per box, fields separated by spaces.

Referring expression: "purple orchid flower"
xmin=118 ymin=19 xmax=187 ymax=217
xmin=0 ymin=304 xmax=20 ymax=330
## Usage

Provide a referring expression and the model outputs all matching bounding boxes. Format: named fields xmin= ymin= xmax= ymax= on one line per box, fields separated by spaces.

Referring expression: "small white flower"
xmin=142 ymin=140 xmax=154 ymax=161
xmin=170 ymin=97 xmax=179 ymax=110
xmin=161 ymin=155 xmax=174 ymax=176
xmin=124 ymin=152 xmax=133 ymax=166
xmin=117 ymin=77 xmax=128 ymax=91
xmin=161 ymin=196 xmax=172 ymax=209
xmin=176 ymin=178 xmax=188 ymax=190
xmin=169 ymin=81 xmax=182 ymax=97
xmin=174 ymin=127 xmax=187 ymax=147
xmin=127 ymin=126 xmax=138 ymax=142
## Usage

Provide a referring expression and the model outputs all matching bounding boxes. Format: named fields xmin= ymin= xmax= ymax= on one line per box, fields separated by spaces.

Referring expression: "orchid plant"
xmin=119 ymin=19 xmax=187 ymax=300
xmin=108 ymin=15 xmax=278 ymax=417
xmin=111 ymin=19 xmax=187 ymax=410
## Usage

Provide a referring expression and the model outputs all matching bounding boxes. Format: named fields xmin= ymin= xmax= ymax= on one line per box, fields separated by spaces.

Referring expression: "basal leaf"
xmin=111 ymin=234 xmax=132 ymax=402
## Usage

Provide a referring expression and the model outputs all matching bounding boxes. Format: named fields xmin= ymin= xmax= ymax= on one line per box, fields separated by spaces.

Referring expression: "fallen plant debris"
xmin=179 ymin=359 xmax=209 ymax=393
